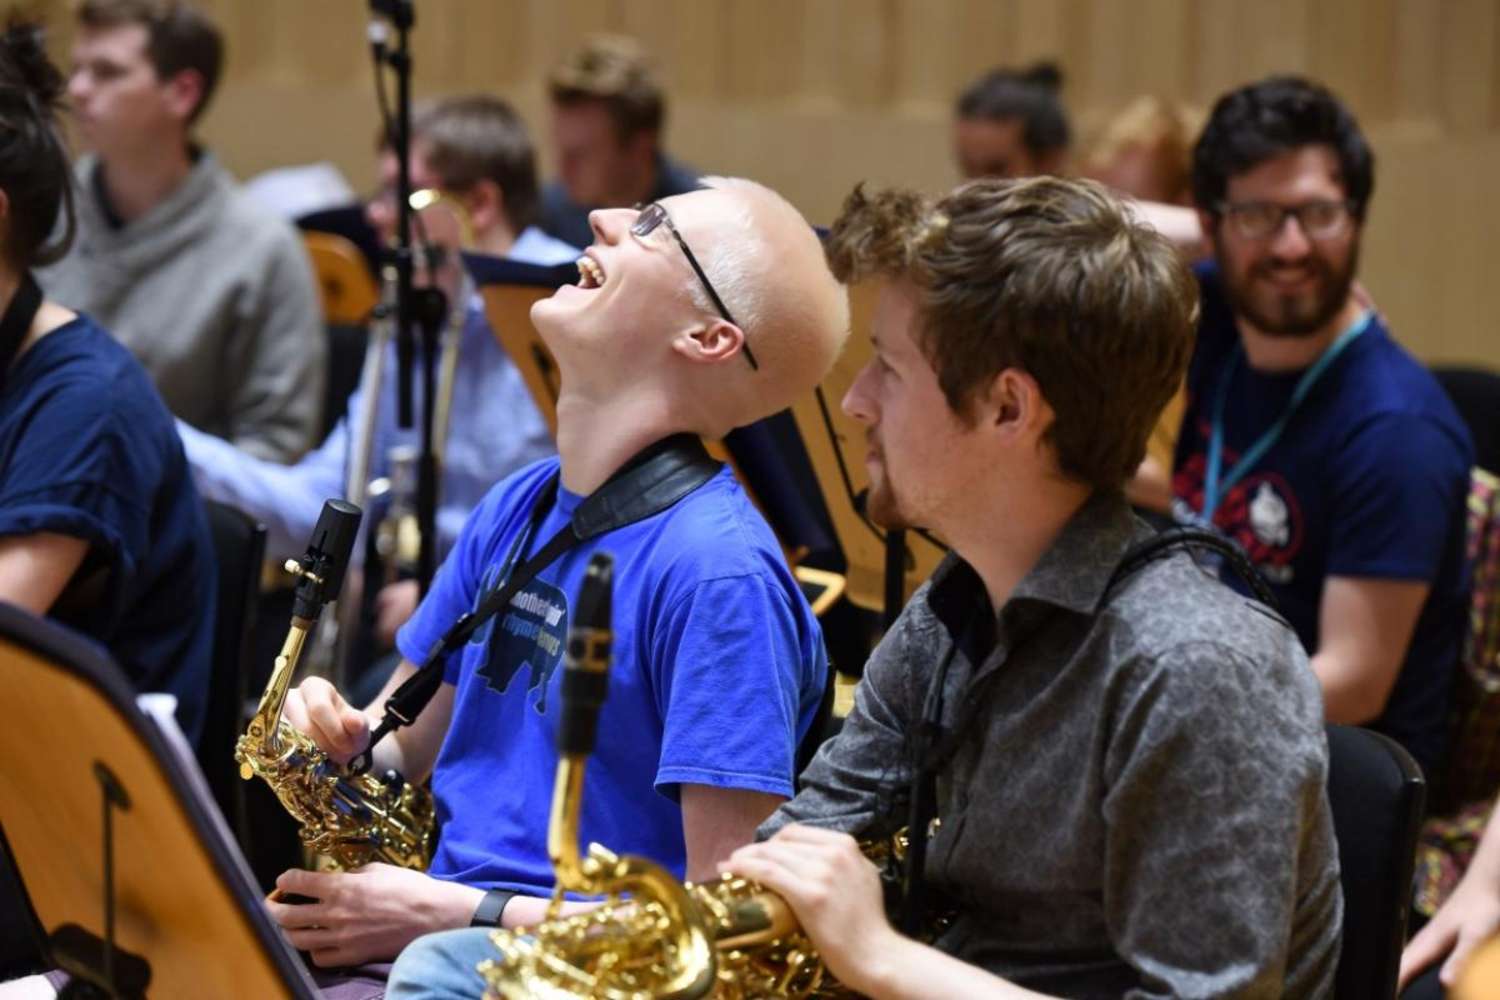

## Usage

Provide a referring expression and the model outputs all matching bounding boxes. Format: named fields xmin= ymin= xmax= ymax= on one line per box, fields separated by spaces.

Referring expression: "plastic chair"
xmin=1325 ymin=724 xmax=1427 ymax=999
xmin=197 ymin=502 xmax=267 ymax=848
xmin=1432 ymin=366 xmax=1500 ymax=476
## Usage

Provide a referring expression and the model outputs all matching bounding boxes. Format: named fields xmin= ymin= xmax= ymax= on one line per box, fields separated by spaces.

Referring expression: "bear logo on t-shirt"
xmin=476 ymin=577 xmax=571 ymax=713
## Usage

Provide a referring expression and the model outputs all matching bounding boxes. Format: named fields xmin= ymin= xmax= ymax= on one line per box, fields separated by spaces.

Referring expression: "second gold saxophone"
xmin=478 ymin=552 xmax=882 ymax=1000
xmin=235 ymin=499 xmax=436 ymax=871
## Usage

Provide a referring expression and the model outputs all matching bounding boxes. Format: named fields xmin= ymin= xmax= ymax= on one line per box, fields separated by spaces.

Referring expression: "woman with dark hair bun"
xmin=0 ymin=19 xmax=214 ymax=746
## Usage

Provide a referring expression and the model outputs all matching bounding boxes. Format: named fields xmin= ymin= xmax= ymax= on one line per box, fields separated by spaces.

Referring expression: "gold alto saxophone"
xmin=479 ymin=553 xmax=893 ymax=1000
xmin=235 ymin=500 xmax=436 ymax=871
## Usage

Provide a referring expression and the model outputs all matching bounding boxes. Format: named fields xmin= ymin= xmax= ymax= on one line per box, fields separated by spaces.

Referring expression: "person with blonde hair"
xmin=1083 ymin=95 xmax=1204 ymax=205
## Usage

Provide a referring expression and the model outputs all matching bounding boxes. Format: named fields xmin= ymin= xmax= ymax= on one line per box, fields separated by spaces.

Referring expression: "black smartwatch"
xmin=471 ymin=888 xmax=517 ymax=928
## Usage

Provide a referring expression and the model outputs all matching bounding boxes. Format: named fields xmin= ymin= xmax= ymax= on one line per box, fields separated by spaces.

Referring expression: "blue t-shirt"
xmin=1172 ymin=262 xmax=1473 ymax=776
xmin=0 ymin=315 xmax=216 ymax=743
xmin=396 ymin=457 xmax=827 ymax=894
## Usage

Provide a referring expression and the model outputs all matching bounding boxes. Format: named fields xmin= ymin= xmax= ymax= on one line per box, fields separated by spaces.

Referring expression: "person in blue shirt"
xmin=180 ymin=95 xmax=576 ymax=646
xmin=0 ymin=21 xmax=214 ymax=744
xmin=266 ymin=176 xmax=849 ymax=983
xmin=1168 ymin=77 xmax=1473 ymax=779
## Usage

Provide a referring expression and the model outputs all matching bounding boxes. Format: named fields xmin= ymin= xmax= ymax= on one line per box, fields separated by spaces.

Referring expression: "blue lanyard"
xmin=1201 ymin=310 xmax=1373 ymax=523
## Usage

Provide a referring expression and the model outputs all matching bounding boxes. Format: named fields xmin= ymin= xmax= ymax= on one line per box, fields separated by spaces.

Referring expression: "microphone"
xmin=558 ymin=553 xmax=615 ymax=758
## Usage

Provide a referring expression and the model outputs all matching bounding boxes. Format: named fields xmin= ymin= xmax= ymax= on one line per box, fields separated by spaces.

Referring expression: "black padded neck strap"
xmin=0 ymin=274 xmax=43 ymax=391
xmin=350 ymin=434 xmax=721 ymax=773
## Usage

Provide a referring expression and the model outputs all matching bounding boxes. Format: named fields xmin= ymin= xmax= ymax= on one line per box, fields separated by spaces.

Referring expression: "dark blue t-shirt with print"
xmin=397 ymin=456 xmax=827 ymax=895
xmin=1172 ymin=262 xmax=1473 ymax=777
xmin=0 ymin=315 xmax=216 ymax=744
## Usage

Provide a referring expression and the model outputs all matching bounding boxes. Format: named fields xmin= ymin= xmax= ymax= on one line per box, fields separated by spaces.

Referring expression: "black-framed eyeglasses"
xmin=1216 ymin=199 xmax=1356 ymax=241
xmin=631 ymin=201 xmax=759 ymax=371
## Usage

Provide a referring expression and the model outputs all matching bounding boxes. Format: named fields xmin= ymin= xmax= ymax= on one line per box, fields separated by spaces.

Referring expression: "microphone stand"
xmin=369 ymin=0 xmax=441 ymax=597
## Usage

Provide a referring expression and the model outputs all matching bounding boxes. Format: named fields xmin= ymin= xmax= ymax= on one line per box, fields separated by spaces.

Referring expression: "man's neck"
xmin=554 ymin=389 xmax=681 ymax=496
xmin=98 ymin=140 xmax=194 ymax=224
xmin=1237 ymin=295 xmax=1366 ymax=373
xmin=474 ymin=222 xmax=518 ymax=259
xmin=940 ymin=474 xmax=1093 ymax=613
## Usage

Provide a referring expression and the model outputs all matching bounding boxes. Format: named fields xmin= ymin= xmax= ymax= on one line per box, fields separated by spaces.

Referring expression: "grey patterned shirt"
xmin=762 ymin=493 xmax=1342 ymax=999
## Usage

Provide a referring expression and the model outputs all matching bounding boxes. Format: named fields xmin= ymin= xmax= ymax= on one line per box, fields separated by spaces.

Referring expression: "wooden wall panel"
xmin=26 ymin=0 xmax=1500 ymax=369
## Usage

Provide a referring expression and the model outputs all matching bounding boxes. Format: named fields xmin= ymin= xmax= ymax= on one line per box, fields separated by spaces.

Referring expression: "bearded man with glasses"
xmin=1169 ymin=76 xmax=1472 ymax=780
xmin=255 ymin=179 xmax=846 ymax=997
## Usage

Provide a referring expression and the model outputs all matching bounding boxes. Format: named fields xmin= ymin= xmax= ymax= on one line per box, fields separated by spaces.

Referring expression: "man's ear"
xmin=467 ymin=179 xmax=506 ymax=237
xmin=978 ymin=368 xmax=1051 ymax=442
xmin=162 ymin=68 xmax=205 ymax=126
xmin=671 ymin=318 xmax=747 ymax=365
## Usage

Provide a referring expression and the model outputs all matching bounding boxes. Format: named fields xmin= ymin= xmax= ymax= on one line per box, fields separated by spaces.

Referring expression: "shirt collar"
xmin=926 ymin=490 xmax=1143 ymax=623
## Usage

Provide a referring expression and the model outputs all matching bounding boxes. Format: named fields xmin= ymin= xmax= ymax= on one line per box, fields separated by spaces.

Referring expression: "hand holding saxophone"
xmin=723 ymin=825 xmax=901 ymax=997
xmin=280 ymin=676 xmax=373 ymax=768
xmin=267 ymin=862 xmax=483 ymax=969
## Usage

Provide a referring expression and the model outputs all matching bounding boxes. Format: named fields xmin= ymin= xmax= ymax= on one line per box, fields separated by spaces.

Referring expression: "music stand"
xmin=466 ymin=252 xmax=578 ymax=441
xmin=0 ymin=602 xmax=317 ymax=998
xmin=788 ymin=279 xmax=947 ymax=622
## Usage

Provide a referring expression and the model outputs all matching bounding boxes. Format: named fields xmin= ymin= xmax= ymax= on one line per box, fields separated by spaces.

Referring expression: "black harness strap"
xmin=350 ymin=434 xmax=721 ymax=774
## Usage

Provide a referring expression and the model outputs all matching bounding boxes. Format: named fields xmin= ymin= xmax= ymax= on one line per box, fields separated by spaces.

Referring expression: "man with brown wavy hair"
xmin=727 ymin=177 xmax=1344 ymax=998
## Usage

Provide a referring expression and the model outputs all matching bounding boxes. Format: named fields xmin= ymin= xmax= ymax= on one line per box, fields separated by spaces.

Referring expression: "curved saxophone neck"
xmin=247 ymin=616 xmax=314 ymax=756
xmin=546 ymin=754 xmax=589 ymax=895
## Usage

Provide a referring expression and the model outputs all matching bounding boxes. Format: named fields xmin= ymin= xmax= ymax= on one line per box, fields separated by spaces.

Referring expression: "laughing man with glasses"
xmin=265 ymin=177 xmax=848 ymax=991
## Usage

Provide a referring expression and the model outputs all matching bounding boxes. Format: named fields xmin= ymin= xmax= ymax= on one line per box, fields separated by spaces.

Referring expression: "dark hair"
xmin=547 ymin=35 xmax=664 ymax=140
xmin=825 ymin=177 xmax=1197 ymax=492
xmin=0 ymin=20 xmax=76 ymax=268
xmin=413 ymin=95 xmax=540 ymax=234
xmin=77 ymin=0 xmax=223 ymax=124
xmin=954 ymin=62 xmax=1070 ymax=158
xmin=1192 ymin=75 xmax=1374 ymax=220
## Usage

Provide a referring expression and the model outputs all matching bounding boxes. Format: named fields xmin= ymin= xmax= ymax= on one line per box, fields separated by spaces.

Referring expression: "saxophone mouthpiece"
xmin=558 ymin=552 xmax=614 ymax=757
xmin=292 ymin=500 xmax=362 ymax=620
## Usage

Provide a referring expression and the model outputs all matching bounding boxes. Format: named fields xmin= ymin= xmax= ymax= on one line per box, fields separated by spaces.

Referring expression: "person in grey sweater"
xmin=724 ymin=178 xmax=1343 ymax=999
xmin=39 ymin=0 xmax=322 ymax=463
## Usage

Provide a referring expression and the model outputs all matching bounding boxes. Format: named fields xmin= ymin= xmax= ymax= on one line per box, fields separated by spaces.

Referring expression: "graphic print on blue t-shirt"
xmin=472 ymin=560 xmax=570 ymax=713
xmin=1173 ymin=435 xmax=1305 ymax=584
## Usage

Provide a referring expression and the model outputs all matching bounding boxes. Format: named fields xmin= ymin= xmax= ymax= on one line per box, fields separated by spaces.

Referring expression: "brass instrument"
xmin=328 ymin=187 xmax=476 ymax=686
xmin=479 ymin=553 xmax=880 ymax=1000
xmin=236 ymin=500 xmax=436 ymax=871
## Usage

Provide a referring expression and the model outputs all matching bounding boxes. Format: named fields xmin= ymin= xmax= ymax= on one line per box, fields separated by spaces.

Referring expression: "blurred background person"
xmin=180 ymin=95 xmax=576 ymax=656
xmin=40 ymin=0 xmax=323 ymax=463
xmin=1083 ymin=95 xmax=1202 ymax=205
xmin=953 ymin=61 xmax=1070 ymax=180
xmin=538 ymin=34 xmax=698 ymax=249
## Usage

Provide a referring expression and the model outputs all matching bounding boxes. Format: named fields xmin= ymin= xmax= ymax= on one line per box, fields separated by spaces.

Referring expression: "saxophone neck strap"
xmin=0 ymin=273 xmax=43 ymax=393
xmin=351 ymin=434 xmax=721 ymax=773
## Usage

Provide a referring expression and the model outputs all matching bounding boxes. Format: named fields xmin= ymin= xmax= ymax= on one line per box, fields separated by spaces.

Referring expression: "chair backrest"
xmin=1433 ymin=366 xmax=1500 ymax=476
xmin=198 ymin=502 xmax=267 ymax=844
xmin=1325 ymin=724 xmax=1426 ymax=1000
xmin=301 ymin=231 xmax=380 ymax=327
xmin=482 ymin=282 xmax=564 ymax=438
xmin=0 ymin=602 xmax=316 ymax=996
xmin=788 ymin=279 xmax=947 ymax=614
